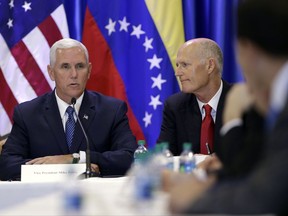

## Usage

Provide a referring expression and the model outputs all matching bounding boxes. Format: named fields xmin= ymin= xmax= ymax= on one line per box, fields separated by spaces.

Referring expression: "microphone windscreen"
xmin=71 ymin=97 xmax=76 ymax=105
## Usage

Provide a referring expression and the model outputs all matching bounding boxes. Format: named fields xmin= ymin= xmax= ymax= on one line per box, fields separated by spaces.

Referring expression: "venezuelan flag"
xmin=82 ymin=0 xmax=184 ymax=148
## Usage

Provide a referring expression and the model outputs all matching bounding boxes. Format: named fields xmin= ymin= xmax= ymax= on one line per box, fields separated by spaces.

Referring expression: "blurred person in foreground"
xmin=163 ymin=0 xmax=288 ymax=214
xmin=0 ymin=38 xmax=137 ymax=181
xmin=158 ymin=38 xmax=232 ymax=156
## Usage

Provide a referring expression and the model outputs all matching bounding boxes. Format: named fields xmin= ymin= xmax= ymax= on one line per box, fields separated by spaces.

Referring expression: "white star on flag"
xmin=9 ymin=0 xmax=14 ymax=8
xmin=149 ymin=94 xmax=163 ymax=110
xmin=22 ymin=1 xmax=32 ymax=12
xmin=7 ymin=18 xmax=13 ymax=28
xmin=105 ymin=18 xmax=116 ymax=36
xmin=130 ymin=24 xmax=145 ymax=39
xmin=151 ymin=73 xmax=167 ymax=90
xmin=143 ymin=36 xmax=153 ymax=52
xmin=143 ymin=111 xmax=152 ymax=127
xmin=147 ymin=54 xmax=163 ymax=70
xmin=118 ymin=16 xmax=130 ymax=32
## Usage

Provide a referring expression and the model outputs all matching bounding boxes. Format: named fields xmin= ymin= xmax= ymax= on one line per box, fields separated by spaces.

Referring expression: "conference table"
xmin=0 ymin=155 xmax=208 ymax=215
xmin=0 ymin=176 xmax=171 ymax=216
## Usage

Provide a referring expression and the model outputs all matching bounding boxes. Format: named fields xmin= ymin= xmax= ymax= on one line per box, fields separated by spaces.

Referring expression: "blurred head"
xmin=175 ymin=38 xmax=223 ymax=102
xmin=48 ymin=38 xmax=91 ymax=104
xmin=236 ymin=0 xmax=288 ymax=114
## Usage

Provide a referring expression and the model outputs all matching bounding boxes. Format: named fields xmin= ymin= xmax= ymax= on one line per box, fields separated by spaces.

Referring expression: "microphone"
xmin=71 ymin=97 xmax=101 ymax=179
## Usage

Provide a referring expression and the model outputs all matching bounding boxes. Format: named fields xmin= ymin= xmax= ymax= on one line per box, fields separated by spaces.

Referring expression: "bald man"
xmin=158 ymin=38 xmax=231 ymax=155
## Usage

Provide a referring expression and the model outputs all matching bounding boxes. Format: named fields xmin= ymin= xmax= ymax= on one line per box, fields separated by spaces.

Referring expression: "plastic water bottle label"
xmin=166 ymin=161 xmax=174 ymax=171
xmin=134 ymin=158 xmax=141 ymax=164
xmin=179 ymin=161 xmax=195 ymax=173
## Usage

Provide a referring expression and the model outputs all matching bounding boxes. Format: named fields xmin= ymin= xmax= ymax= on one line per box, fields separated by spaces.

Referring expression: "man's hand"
xmin=223 ymin=83 xmax=254 ymax=124
xmin=26 ymin=156 xmax=100 ymax=174
xmin=91 ymin=163 xmax=100 ymax=173
xmin=26 ymin=155 xmax=73 ymax=164
xmin=197 ymin=154 xmax=222 ymax=173
xmin=168 ymin=173 xmax=216 ymax=214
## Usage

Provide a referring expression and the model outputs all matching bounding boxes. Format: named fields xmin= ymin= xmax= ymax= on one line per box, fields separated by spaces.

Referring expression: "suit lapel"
xmin=70 ymin=91 xmax=96 ymax=153
xmin=182 ymin=94 xmax=202 ymax=153
xmin=43 ymin=91 xmax=69 ymax=154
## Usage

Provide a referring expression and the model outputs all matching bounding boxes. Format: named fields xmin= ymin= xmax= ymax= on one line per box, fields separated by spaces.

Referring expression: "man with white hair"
xmin=0 ymin=38 xmax=137 ymax=180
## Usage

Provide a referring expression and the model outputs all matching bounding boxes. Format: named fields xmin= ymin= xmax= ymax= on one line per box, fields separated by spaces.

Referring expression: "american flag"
xmin=0 ymin=0 xmax=69 ymax=136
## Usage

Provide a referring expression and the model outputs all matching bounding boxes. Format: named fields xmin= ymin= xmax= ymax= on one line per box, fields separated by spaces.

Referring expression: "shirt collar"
xmin=197 ymin=80 xmax=223 ymax=117
xmin=55 ymin=91 xmax=84 ymax=120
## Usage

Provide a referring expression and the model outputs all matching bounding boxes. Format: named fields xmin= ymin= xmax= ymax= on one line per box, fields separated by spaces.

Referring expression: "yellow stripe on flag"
xmin=145 ymin=0 xmax=185 ymax=75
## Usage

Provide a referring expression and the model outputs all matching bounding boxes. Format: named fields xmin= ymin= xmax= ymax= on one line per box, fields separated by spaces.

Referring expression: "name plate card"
xmin=21 ymin=164 xmax=86 ymax=182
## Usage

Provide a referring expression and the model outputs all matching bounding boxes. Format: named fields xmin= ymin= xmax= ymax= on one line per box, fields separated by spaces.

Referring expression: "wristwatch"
xmin=72 ymin=153 xmax=80 ymax=164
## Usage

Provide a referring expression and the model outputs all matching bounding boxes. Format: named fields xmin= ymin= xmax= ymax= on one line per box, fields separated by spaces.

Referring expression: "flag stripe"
xmin=22 ymin=27 xmax=55 ymax=89
xmin=10 ymin=41 xmax=51 ymax=96
xmin=0 ymin=35 xmax=37 ymax=103
xmin=145 ymin=0 xmax=184 ymax=86
xmin=145 ymin=0 xmax=185 ymax=61
xmin=0 ymin=68 xmax=18 ymax=122
xmin=83 ymin=8 xmax=145 ymax=141
xmin=0 ymin=102 xmax=12 ymax=136
xmin=38 ymin=15 xmax=63 ymax=47
xmin=50 ymin=5 xmax=70 ymax=39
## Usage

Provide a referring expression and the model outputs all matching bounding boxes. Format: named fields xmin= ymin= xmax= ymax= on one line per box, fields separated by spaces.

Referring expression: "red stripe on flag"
xmin=10 ymin=41 xmax=52 ymax=96
xmin=82 ymin=8 xmax=145 ymax=141
xmin=0 ymin=68 xmax=18 ymax=122
xmin=38 ymin=15 xmax=63 ymax=47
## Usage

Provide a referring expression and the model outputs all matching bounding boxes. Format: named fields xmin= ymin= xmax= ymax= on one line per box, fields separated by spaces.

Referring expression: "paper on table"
xmin=21 ymin=164 xmax=86 ymax=182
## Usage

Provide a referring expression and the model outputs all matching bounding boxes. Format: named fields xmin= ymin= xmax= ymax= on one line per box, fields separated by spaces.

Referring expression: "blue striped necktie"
xmin=66 ymin=106 xmax=75 ymax=149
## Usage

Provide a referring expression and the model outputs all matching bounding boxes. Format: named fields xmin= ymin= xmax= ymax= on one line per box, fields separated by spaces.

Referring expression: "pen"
xmin=205 ymin=142 xmax=211 ymax=155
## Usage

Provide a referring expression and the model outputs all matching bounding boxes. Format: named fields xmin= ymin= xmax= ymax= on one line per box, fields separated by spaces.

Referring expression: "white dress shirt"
xmin=197 ymin=80 xmax=223 ymax=122
xmin=55 ymin=91 xmax=86 ymax=163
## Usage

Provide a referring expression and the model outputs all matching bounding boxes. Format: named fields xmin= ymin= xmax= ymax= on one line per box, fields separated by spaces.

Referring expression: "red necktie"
xmin=200 ymin=104 xmax=214 ymax=154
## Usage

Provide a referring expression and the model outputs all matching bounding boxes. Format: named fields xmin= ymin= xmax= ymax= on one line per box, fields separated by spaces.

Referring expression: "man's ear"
xmin=47 ymin=65 xmax=55 ymax=81
xmin=87 ymin=63 xmax=92 ymax=79
xmin=207 ymin=58 xmax=216 ymax=74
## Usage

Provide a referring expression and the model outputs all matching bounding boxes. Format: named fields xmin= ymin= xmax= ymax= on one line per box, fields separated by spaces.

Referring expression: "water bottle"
xmin=133 ymin=150 xmax=154 ymax=214
xmin=62 ymin=166 xmax=84 ymax=216
xmin=133 ymin=140 xmax=148 ymax=165
xmin=179 ymin=142 xmax=195 ymax=174
xmin=161 ymin=142 xmax=174 ymax=171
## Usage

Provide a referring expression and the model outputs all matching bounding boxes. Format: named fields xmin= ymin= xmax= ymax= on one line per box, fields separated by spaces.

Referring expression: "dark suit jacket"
xmin=0 ymin=90 xmax=137 ymax=180
xmin=158 ymin=80 xmax=232 ymax=155
xmin=217 ymin=107 xmax=265 ymax=179
xmin=186 ymin=102 xmax=288 ymax=215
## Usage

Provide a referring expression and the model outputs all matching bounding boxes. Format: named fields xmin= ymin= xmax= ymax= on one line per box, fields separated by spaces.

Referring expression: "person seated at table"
xmin=158 ymin=38 xmax=232 ymax=156
xmin=0 ymin=38 xmax=137 ymax=181
xmin=162 ymin=83 xmax=264 ymax=189
xmin=162 ymin=0 xmax=288 ymax=214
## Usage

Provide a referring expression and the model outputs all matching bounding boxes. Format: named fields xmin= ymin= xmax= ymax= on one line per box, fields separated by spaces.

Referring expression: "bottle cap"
xmin=161 ymin=142 xmax=169 ymax=149
xmin=183 ymin=142 xmax=192 ymax=150
xmin=138 ymin=140 xmax=145 ymax=146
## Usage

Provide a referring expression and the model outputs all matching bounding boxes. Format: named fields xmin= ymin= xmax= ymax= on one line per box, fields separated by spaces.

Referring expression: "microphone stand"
xmin=71 ymin=98 xmax=101 ymax=179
